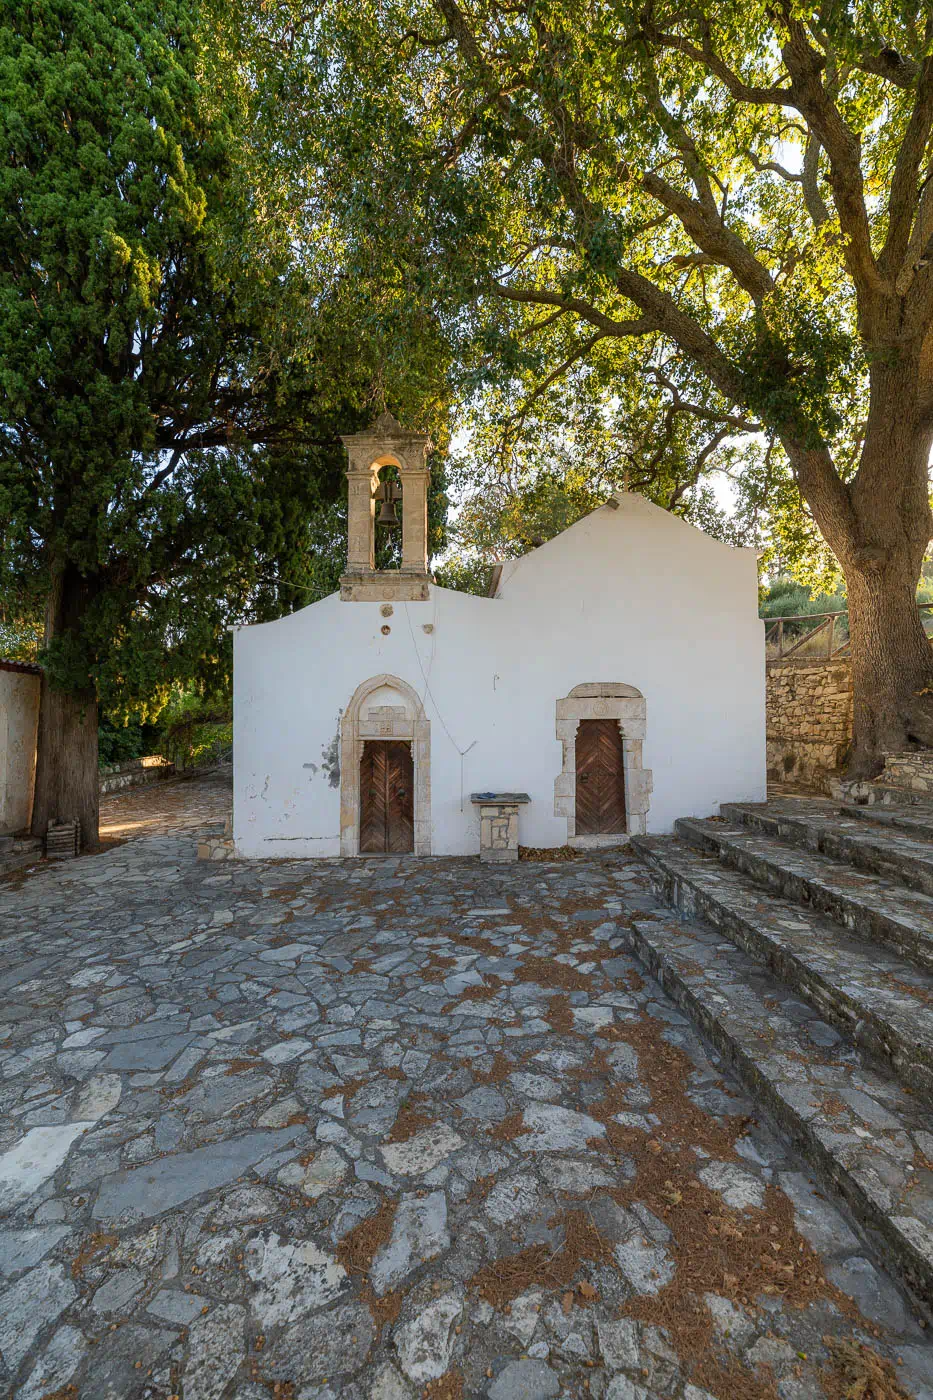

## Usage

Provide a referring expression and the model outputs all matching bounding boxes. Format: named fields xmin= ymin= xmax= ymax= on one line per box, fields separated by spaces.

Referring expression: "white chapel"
xmin=232 ymin=413 xmax=766 ymax=859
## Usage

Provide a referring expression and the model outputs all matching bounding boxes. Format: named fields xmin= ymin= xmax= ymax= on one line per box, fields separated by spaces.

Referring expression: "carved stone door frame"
xmin=340 ymin=674 xmax=431 ymax=856
xmin=554 ymin=682 xmax=652 ymax=847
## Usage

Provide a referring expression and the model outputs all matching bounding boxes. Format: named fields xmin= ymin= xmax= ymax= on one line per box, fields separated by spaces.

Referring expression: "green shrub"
xmin=98 ymin=716 xmax=160 ymax=769
xmin=152 ymin=687 xmax=232 ymax=770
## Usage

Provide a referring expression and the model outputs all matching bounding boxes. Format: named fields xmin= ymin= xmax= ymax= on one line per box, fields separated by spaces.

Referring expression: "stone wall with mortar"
xmin=766 ymin=657 xmax=853 ymax=792
xmin=98 ymin=756 xmax=175 ymax=796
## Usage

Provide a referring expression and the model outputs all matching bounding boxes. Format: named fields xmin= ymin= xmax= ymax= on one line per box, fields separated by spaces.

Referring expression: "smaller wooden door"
xmin=575 ymin=719 xmax=626 ymax=836
xmin=359 ymin=741 xmax=414 ymax=853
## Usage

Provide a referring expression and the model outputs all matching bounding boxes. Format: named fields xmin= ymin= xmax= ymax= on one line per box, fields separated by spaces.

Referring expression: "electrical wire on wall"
xmin=404 ymin=600 xmax=477 ymax=811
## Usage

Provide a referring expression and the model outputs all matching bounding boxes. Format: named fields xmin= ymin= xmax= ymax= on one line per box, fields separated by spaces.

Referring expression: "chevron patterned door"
xmin=359 ymin=741 xmax=414 ymax=853
xmin=574 ymin=719 xmax=626 ymax=836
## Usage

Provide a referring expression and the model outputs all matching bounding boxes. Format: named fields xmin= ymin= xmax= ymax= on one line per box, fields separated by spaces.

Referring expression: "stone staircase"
xmin=629 ymin=793 xmax=933 ymax=1318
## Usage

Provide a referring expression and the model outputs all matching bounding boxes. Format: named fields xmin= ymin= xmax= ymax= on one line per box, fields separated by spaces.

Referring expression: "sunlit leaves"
xmin=0 ymin=0 xmax=445 ymax=715
xmin=258 ymin=0 xmax=931 ymax=582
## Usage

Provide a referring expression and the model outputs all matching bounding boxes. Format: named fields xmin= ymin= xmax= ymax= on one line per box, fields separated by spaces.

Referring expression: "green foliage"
xmin=758 ymin=575 xmax=848 ymax=644
xmin=0 ymin=0 xmax=454 ymax=725
xmin=245 ymin=0 xmax=933 ymax=619
xmin=150 ymin=686 xmax=232 ymax=769
xmin=735 ymin=311 xmax=861 ymax=455
xmin=758 ymin=578 xmax=846 ymax=620
xmin=443 ymin=369 xmax=749 ymax=571
xmin=97 ymin=716 xmax=160 ymax=769
xmin=0 ymin=604 xmax=41 ymax=663
xmin=433 ymin=555 xmax=493 ymax=597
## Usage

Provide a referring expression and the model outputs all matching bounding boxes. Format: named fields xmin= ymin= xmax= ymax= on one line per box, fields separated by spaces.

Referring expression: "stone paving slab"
xmin=675 ymin=818 xmax=933 ymax=974
xmin=99 ymin=767 xmax=232 ymax=841
xmin=721 ymin=799 xmax=933 ymax=897
xmin=1 ymin=805 xmax=933 ymax=1398
xmin=631 ymin=834 xmax=933 ymax=1099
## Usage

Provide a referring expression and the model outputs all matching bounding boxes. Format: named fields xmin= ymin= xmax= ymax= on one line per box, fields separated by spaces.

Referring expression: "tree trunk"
xmin=844 ymin=558 xmax=933 ymax=775
xmin=797 ymin=365 xmax=933 ymax=778
xmin=30 ymin=565 xmax=100 ymax=851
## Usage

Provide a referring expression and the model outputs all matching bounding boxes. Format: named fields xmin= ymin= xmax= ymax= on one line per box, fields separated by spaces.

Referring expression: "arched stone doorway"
xmin=340 ymin=674 xmax=431 ymax=856
xmin=554 ymin=683 xmax=653 ymax=846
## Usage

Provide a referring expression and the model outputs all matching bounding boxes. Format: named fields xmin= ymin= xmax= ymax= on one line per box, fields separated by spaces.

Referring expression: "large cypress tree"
xmin=0 ymin=0 xmax=392 ymax=845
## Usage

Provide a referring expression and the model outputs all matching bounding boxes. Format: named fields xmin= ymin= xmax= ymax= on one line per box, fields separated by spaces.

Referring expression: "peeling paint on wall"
xmin=321 ymin=719 xmax=341 ymax=788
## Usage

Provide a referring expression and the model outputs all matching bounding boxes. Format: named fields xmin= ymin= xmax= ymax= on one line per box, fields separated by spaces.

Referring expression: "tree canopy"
xmin=0 ymin=0 xmax=453 ymax=840
xmin=246 ymin=0 xmax=933 ymax=769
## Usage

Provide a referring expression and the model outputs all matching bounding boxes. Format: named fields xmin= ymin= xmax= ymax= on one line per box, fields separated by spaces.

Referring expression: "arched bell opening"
xmin=372 ymin=461 xmax=404 ymax=570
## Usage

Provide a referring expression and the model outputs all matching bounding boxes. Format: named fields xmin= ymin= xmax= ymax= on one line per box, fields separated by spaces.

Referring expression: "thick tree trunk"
xmin=796 ymin=362 xmax=933 ymax=778
xmin=844 ymin=559 xmax=933 ymax=775
xmin=30 ymin=565 xmax=100 ymax=851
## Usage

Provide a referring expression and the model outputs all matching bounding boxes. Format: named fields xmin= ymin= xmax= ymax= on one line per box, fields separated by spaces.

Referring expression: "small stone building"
xmin=0 ymin=659 xmax=41 ymax=835
xmin=233 ymin=414 xmax=766 ymax=858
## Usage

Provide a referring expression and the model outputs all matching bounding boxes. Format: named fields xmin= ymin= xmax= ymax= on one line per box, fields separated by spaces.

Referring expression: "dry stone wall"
xmin=98 ymin=756 xmax=174 ymax=796
xmin=766 ymin=657 xmax=853 ymax=792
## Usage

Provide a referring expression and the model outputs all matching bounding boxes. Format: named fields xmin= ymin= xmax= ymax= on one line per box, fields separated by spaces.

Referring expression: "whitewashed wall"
xmin=233 ymin=493 xmax=766 ymax=857
xmin=0 ymin=665 xmax=41 ymax=835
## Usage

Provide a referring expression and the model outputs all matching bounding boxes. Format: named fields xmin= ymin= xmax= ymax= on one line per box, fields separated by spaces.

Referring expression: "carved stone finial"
xmin=371 ymin=409 xmax=404 ymax=435
xmin=341 ymin=411 xmax=431 ymax=454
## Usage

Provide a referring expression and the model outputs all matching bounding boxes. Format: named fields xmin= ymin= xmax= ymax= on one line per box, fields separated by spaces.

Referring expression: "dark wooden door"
xmin=575 ymin=719 xmax=626 ymax=836
xmin=359 ymin=741 xmax=414 ymax=853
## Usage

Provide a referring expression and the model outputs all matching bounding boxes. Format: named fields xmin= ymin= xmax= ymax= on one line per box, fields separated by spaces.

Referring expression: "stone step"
xmin=630 ymin=835 xmax=933 ymax=1102
xmin=844 ymin=803 xmax=933 ymax=843
xmin=833 ymin=775 xmax=933 ymax=812
xmin=624 ymin=901 xmax=933 ymax=1315
xmin=883 ymin=752 xmax=933 ymax=796
xmin=720 ymin=798 xmax=933 ymax=897
xmin=0 ymin=838 xmax=42 ymax=878
xmin=673 ymin=818 xmax=933 ymax=976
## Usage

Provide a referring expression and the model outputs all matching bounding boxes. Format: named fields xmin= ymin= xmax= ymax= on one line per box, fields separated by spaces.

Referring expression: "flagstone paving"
xmin=98 ymin=768 xmax=232 ymax=844
xmin=2 ymin=800 xmax=933 ymax=1399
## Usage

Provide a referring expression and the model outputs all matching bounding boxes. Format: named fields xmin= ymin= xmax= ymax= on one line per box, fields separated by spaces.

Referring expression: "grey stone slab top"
xmin=470 ymin=792 xmax=531 ymax=803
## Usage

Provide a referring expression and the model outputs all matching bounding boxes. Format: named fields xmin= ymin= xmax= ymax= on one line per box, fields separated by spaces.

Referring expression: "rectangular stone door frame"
xmin=554 ymin=683 xmax=653 ymax=847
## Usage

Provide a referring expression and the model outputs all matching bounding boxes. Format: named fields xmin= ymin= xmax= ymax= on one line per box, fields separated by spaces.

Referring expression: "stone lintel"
xmin=556 ymin=697 xmax=646 ymax=738
xmin=340 ymin=574 xmax=431 ymax=602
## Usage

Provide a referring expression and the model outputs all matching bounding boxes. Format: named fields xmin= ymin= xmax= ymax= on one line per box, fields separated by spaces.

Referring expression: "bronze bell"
xmin=375 ymin=477 xmax=402 ymax=526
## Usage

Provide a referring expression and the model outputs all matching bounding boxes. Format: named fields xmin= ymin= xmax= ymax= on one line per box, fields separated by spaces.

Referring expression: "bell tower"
xmin=339 ymin=412 xmax=432 ymax=602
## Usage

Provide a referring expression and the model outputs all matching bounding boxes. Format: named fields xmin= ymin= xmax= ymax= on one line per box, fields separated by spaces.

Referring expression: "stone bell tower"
xmin=339 ymin=412 xmax=432 ymax=601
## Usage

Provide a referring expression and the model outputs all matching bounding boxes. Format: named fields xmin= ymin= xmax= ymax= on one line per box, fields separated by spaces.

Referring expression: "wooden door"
xmin=575 ymin=719 xmax=626 ymax=836
xmin=359 ymin=741 xmax=414 ymax=853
